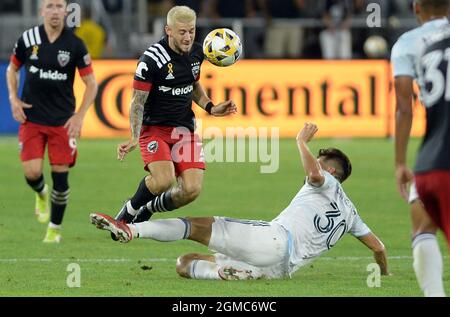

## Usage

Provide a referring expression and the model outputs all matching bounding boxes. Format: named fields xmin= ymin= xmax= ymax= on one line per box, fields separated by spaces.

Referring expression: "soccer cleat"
xmin=43 ymin=227 xmax=62 ymax=243
xmin=132 ymin=205 xmax=153 ymax=224
xmin=218 ymin=266 xmax=254 ymax=281
xmin=35 ymin=184 xmax=50 ymax=224
xmin=114 ymin=200 xmax=135 ymax=223
xmin=90 ymin=213 xmax=133 ymax=243
xmin=110 ymin=200 xmax=135 ymax=241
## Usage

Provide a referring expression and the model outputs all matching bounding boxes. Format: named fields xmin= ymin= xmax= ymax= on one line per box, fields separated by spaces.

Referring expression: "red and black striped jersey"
xmin=11 ymin=25 xmax=93 ymax=126
xmin=133 ymin=36 xmax=204 ymax=132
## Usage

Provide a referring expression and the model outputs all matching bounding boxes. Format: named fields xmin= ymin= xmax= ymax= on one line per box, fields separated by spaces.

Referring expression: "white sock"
xmin=412 ymin=233 xmax=446 ymax=297
xmin=189 ymin=260 xmax=220 ymax=280
xmin=133 ymin=218 xmax=190 ymax=241
xmin=48 ymin=222 xmax=61 ymax=230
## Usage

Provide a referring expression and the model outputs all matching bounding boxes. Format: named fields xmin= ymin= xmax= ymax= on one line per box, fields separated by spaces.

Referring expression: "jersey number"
xmin=421 ymin=47 xmax=450 ymax=107
xmin=313 ymin=202 xmax=347 ymax=249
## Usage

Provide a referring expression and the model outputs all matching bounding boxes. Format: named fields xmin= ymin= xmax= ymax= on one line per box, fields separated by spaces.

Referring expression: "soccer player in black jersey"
xmin=6 ymin=0 xmax=98 ymax=243
xmin=92 ymin=6 xmax=237 ymax=237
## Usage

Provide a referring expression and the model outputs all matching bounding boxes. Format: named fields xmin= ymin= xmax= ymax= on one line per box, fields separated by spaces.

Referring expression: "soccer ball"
xmin=203 ymin=28 xmax=242 ymax=67
xmin=363 ymin=35 xmax=388 ymax=58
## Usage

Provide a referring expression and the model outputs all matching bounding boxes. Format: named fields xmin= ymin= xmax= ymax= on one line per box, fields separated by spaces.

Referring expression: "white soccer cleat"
xmin=90 ymin=212 xmax=133 ymax=243
xmin=218 ymin=266 xmax=254 ymax=281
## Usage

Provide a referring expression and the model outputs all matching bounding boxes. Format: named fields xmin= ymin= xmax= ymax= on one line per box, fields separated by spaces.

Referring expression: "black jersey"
xmin=132 ymin=37 xmax=204 ymax=132
xmin=11 ymin=25 xmax=93 ymax=126
xmin=415 ymin=26 xmax=450 ymax=173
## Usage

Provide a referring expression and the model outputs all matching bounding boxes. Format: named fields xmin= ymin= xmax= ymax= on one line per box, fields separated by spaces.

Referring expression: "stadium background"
xmin=0 ymin=0 xmax=448 ymax=297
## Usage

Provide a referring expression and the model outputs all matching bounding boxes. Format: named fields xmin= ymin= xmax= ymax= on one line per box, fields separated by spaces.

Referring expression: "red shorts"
xmin=18 ymin=121 xmax=77 ymax=167
xmin=415 ymin=170 xmax=450 ymax=245
xmin=139 ymin=125 xmax=205 ymax=176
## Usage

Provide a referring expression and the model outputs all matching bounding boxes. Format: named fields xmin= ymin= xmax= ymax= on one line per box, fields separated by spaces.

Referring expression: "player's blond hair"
xmin=167 ymin=6 xmax=196 ymax=27
xmin=40 ymin=0 xmax=67 ymax=9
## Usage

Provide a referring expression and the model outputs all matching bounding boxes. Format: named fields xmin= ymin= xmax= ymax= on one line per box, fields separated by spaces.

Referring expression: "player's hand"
xmin=10 ymin=98 xmax=32 ymax=123
xmin=117 ymin=139 xmax=138 ymax=161
xmin=211 ymin=100 xmax=237 ymax=117
xmin=297 ymin=122 xmax=318 ymax=143
xmin=64 ymin=113 xmax=84 ymax=138
xmin=395 ymin=164 xmax=414 ymax=202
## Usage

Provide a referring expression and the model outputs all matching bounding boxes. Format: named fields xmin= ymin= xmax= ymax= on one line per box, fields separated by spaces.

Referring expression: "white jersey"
xmin=391 ymin=17 xmax=449 ymax=93
xmin=272 ymin=171 xmax=370 ymax=274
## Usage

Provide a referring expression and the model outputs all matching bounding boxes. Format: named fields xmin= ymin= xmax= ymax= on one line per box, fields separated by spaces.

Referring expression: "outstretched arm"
xmin=117 ymin=89 xmax=149 ymax=161
xmin=193 ymin=81 xmax=237 ymax=117
xmin=296 ymin=122 xmax=324 ymax=186
xmin=357 ymin=232 xmax=390 ymax=275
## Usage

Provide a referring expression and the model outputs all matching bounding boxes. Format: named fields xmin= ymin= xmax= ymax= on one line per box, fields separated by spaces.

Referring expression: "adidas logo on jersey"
xmin=39 ymin=69 xmax=68 ymax=81
xmin=158 ymin=84 xmax=193 ymax=96
xmin=165 ymin=73 xmax=175 ymax=80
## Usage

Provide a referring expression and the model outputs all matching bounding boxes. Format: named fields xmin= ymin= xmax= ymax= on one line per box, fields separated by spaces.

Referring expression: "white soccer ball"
xmin=203 ymin=28 xmax=242 ymax=67
xmin=364 ymin=35 xmax=388 ymax=58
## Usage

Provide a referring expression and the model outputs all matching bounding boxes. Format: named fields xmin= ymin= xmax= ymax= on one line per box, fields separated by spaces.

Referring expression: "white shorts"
xmin=409 ymin=182 xmax=419 ymax=204
xmin=209 ymin=217 xmax=291 ymax=279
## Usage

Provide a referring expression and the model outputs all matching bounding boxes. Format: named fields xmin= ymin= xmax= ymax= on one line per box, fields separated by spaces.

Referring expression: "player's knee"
xmin=151 ymin=177 xmax=175 ymax=195
xmin=176 ymin=254 xmax=196 ymax=278
xmin=24 ymin=169 xmax=43 ymax=181
xmin=181 ymin=182 xmax=202 ymax=203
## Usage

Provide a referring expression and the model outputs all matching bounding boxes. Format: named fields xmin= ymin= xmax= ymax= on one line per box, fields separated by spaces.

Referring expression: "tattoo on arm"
xmin=193 ymin=82 xmax=209 ymax=108
xmin=130 ymin=89 xmax=149 ymax=139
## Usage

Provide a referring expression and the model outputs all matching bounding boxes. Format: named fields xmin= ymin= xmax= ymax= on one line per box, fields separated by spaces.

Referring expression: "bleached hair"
xmin=167 ymin=6 xmax=196 ymax=27
xmin=40 ymin=0 xmax=67 ymax=9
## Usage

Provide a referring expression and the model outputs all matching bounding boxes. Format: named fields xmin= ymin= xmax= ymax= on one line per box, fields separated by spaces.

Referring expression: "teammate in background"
xmin=108 ymin=6 xmax=236 ymax=234
xmin=6 ymin=0 xmax=98 ymax=243
xmin=392 ymin=0 xmax=448 ymax=297
xmin=90 ymin=123 xmax=390 ymax=281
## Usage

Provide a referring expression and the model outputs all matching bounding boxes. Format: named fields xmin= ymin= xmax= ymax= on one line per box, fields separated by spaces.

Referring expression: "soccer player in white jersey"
xmin=90 ymin=123 xmax=389 ymax=281
xmin=391 ymin=0 xmax=448 ymax=297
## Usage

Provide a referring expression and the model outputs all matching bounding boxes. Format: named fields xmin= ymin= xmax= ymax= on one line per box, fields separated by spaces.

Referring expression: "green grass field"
xmin=0 ymin=136 xmax=448 ymax=297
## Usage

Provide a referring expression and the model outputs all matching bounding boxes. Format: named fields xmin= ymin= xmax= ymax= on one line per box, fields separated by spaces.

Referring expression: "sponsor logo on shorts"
xmin=147 ymin=141 xmax=158 ymax=154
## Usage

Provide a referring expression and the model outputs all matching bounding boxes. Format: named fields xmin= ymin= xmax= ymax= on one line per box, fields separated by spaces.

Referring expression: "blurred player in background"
xmin=392 ymin=0 xmax=448 ymax=297
xmin=90 ymin=123 xmax=390 ymax=281
xmin=105 ymin=6 xmax=236 ymax=239
xmin=6 ymin=0 xmax=98 ymax=243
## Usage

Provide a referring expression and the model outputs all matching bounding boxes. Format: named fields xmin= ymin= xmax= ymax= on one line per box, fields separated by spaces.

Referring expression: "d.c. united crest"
xmin=191 ymin=64 xmax=200 ymax=79
xmin=57 ymin=50 xmax=71 ymax=67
